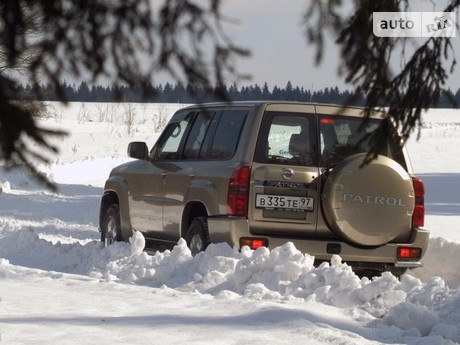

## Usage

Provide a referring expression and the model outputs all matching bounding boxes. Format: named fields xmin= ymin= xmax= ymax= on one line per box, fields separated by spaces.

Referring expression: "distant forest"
xmin=18 ymin=81 xmax=460 ymax=107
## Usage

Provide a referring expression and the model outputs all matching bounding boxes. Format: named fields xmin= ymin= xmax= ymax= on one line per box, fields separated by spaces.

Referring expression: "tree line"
xmin=18 ymin=81 xmax=459 ymax=107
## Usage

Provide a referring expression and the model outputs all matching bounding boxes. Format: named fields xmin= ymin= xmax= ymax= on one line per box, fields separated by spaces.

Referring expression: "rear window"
xmin=254 ymin=111 xmax=317 ymax=166
xmin=255 ymin=112 xmax=406 ymax=168
xmin=319 ymin=116 xmax=406 ymax=168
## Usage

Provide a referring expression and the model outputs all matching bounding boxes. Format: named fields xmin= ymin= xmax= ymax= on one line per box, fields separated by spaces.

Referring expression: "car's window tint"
xmin=208 ymin=109 xmax=248 ymax=160
xmin=254 ymin=112 xmax=317 ymax=166
xmin=183 ymin=111 xmax=214 ymax=160
xmin=319 ymin=116 xmax=405 ymax=168
xmin=154 ymin=114 xmax=192 ymax=160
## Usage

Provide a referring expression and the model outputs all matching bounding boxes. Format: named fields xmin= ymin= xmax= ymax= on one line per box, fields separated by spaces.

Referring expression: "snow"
xmin=1 ymin=102 xmax=460 ymax=345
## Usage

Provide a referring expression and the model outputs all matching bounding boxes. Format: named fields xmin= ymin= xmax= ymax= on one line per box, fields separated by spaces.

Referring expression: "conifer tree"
xmin=304 ymin=0 xmax=459 ymax=159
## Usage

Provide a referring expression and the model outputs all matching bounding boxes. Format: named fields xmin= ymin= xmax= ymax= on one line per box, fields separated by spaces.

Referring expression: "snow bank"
xmin=411 ymin=237 xmax=460 ymax=288
xmin=1 ymin=226 xmax=460 ymax=343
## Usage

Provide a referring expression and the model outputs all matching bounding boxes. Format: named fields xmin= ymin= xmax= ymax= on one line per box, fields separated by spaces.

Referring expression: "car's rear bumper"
xmin=208 ymin=217 xmax=429 ymax=268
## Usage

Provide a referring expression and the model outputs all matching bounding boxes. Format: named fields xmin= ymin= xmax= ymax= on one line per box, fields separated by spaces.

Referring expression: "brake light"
xmin=227 ymin=166 xmax=251 ymax=217
xmin=320 ymin=118 xmax=335 ymax=125
xmin=397 ymin=247 xmax=422 ymax=259
xmin=411 ymin=176 xmax=425 ymax=228
xmin=240 ymin=237 xmax=268 ymax=250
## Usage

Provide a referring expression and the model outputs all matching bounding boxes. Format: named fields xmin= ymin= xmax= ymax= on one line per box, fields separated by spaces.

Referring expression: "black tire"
xmin=185 ymin=217 xmax=210 ymax=256
xmin=101 ymin=204 xmax=122 ymax=246
xmin=355 ymin=267 xmax=408 ymax=279
xmin=390 ymin=267 xmax=408 ymax=279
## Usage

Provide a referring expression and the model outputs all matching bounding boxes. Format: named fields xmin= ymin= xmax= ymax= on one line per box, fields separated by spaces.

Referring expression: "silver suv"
xmin=99 ymin=102 xmax=429 ymax=276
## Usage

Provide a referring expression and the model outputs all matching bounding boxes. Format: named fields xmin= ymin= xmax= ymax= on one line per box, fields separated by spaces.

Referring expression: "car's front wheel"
xmin=185 ymin=217 xmax=210 ymax=256
xmin=101 ymin=204 xmax=122 ymax=246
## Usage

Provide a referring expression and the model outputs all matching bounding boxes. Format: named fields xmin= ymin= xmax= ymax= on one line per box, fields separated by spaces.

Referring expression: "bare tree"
xmin=304 ymin=0 xmax=459 ymax=162
xmin=0 ymin=0 xmax=249 ymax=189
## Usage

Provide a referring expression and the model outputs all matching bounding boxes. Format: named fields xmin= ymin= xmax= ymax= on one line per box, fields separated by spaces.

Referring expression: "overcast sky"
xmin=217 ymin=0 xmax=460 ymax=91
xmin=220 ymin=0 xmax=344 ymax=90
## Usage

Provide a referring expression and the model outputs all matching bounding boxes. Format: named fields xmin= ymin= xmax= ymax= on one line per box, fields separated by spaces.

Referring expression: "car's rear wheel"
xmin=354 ymin=267 xmax=408 ymax=279
xmin=390 ymin=267 xmax=408 ymax=278
xmin=185 ymin=217 xmax=210 ymax=256
xmin=101 ymin=204 xmax=122 ymax=246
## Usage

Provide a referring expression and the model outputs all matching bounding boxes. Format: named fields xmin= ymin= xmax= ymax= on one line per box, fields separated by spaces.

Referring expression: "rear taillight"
xmin=227 ymin=166 xmax=251 ymax=217
xmin=397 ymin=247 xmax=422 ymax=259
xmin=240 ymin=237 xmax=269 ymax=250
xmin=411 ymin=176 xmax=425 ymax=228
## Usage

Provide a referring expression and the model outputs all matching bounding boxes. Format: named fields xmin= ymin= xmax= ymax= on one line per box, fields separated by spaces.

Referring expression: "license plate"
xmin=255 ymin=194 xmax=314 ymax=211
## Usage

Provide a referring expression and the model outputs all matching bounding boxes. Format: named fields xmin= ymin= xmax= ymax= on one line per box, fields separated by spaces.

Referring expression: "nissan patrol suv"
xmin=99 ymin=101 xmax=429 ymax=277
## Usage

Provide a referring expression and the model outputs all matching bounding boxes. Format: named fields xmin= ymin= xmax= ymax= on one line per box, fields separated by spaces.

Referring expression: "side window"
xmin=183 ymin=111 xmax=214 ymax=160
xmin=154 ymin=114 xmax=193 ymax=160
xmin=254 ymin=112 xmax=316 ymax=166
xmin=208 ymin=109 xmax=248 ymax=160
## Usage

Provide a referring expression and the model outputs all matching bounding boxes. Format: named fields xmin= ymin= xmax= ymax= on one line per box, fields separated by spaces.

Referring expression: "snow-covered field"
xmin=1 ymin=102 xmax=460 ymax=345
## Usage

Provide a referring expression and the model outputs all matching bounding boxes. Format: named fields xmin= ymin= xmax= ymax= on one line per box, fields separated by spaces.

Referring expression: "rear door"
xmin=249 ymin=104 xmax=320 ymax=237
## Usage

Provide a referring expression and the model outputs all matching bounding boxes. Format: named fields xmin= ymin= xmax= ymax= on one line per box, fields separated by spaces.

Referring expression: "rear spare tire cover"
xmin=322 ymin=153 xmax=415 ymax=246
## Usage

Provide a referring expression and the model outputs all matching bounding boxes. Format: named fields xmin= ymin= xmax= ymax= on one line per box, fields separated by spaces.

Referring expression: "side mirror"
xmin=127 ymin=142 xmax=148 ymax=160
